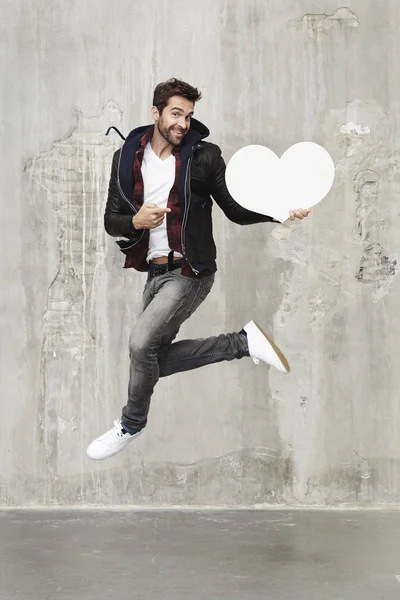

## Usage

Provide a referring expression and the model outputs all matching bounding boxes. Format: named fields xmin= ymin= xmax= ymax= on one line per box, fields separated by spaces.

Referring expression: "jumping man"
xmin=86 ymin=78 xmax=310 ymax=460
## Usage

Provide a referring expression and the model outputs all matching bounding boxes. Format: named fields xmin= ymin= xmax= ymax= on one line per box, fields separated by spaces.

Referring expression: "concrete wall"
xmin=1 ymin=0 xmax=400 ymax=507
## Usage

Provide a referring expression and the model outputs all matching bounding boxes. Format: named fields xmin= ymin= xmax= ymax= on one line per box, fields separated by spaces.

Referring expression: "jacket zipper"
xmin=116 ymin=149 xmax=145 ymax=250
xmin=181 ymin=150 xmax=199 ymax=275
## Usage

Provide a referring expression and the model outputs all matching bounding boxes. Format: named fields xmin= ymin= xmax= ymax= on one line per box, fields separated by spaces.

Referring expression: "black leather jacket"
xmin=104 ymin=118 xmax=275 ymax=269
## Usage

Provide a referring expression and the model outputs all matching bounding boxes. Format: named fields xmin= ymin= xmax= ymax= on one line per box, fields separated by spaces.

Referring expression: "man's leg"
xmin=158 ymin=330 xmax=249 ymax=377
xmin=121 ymin=269 xmax=228 ymax=432
xmin=86 ymin=269 xmax=214 ymax=459
xmin=157 ymin=316 xmax=290 ymax=378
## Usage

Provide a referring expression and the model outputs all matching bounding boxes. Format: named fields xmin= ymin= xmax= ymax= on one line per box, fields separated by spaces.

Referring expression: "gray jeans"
xmin=121 ymin=269 xmax=249 ymax=431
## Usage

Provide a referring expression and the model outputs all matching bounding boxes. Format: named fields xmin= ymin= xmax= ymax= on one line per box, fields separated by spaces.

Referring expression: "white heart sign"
xmin=225 ymin=142 xmax=335 ymax=223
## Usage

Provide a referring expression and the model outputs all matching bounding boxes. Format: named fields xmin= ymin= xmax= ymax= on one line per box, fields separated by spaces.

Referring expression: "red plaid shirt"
xmin=124 ymin=127 xmax=193 ymax=273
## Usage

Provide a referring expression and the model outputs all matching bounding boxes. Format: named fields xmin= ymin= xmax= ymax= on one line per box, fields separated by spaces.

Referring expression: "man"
xmin=87 ymin=78 xmax=310 ymax=460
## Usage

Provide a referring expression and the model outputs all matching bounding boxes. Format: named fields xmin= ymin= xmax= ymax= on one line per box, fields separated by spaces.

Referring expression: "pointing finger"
xmin=153 ymin=207 xmax=171 ymax=214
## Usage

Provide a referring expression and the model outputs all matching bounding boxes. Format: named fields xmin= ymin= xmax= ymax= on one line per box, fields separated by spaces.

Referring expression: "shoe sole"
xmin=253 ymin=321 xmax=291 ymax=373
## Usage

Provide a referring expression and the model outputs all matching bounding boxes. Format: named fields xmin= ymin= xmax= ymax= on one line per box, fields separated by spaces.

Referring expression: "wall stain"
xmin=3 ymin=453 xmax=400 ymax=507
xmin=0 ymin=446 xmax=294 ymax=507
xmin=299 ymin=457 xmax=400 ymax=505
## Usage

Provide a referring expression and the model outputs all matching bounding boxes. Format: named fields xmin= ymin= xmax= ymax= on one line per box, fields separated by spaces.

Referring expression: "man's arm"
xmin=104 ymin=150 xmax=143 ymax=238
xmin=209 ymin=146 xmax=279 ymax=225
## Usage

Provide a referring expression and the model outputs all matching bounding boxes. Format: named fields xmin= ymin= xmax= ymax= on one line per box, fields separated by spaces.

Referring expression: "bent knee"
xmin=129 ymin=332 xmax=157 ymax=361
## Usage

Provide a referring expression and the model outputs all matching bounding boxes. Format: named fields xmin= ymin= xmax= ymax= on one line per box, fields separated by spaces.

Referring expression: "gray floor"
xmin=1 ymin=509 xmax=400 ymax=599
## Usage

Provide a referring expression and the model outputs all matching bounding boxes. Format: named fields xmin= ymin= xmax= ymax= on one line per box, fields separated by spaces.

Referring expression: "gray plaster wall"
xmin=1 ymin=0 xmax=399 ymax=507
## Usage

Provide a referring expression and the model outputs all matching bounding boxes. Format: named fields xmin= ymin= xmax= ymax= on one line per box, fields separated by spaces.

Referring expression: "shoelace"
xmin=100 ymin=421 xmax=125 ymax=442
xmin=113 ymin=420 xmax=126 ymax=437
xmin=101 ymin=422 xmax=129 ymax=451
xmin=252 ymin=358 xmax=259 ymax=365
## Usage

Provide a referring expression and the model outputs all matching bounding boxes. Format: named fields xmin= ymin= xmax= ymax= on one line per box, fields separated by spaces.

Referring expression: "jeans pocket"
xmin=186 ymin=275 xmax=215 ymax=317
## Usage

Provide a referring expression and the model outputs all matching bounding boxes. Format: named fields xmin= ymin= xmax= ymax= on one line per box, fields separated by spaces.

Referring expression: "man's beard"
xmin=156 ymin=120 xmax=186 ymax=146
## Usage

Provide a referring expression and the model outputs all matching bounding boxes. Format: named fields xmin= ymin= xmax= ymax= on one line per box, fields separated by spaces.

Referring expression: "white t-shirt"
xmin=141 ymin=142 xmax=183 ymax=263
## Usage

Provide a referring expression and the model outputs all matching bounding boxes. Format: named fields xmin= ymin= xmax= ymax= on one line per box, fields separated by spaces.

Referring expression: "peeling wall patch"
xmin=356 ymin=243 xmax=398 ymax=284
xmin=353 ymin=169 xmax=381 ymax=241
xmin=24 ymin=102 xmax=122 ymax=494
xmin=352 ymin=167 xmax=399 ymax=300
xmin=291 ymin=7 xmax=360 ymax=35
xmin=340 ymin=122 xmax=371 ymax=136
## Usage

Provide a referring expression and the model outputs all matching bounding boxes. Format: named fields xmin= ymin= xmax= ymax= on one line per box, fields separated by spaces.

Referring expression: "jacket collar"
xmin=118 ymin=118 xmax=210 ymax=200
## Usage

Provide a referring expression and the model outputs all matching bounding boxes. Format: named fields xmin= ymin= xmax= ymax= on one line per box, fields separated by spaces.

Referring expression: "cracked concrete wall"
xmin=1 ymin=0 xmax=400 ymax=507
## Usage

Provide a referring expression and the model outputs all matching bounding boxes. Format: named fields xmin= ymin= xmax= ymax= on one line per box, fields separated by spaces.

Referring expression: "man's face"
xmin=152 ymin=96 xmax=194 ymax=146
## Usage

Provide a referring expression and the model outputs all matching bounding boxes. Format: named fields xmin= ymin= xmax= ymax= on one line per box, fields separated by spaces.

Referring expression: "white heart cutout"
xmin=225 ymin=142 xmax=335 ymax=223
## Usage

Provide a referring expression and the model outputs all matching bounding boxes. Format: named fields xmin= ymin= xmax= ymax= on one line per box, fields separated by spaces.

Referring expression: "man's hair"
xmin=153 ymin=78 xmax=202 ymax=115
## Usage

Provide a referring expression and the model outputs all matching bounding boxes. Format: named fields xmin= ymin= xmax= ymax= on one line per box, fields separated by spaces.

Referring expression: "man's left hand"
xmin=289 ymin=208 xmax=311 ymax=221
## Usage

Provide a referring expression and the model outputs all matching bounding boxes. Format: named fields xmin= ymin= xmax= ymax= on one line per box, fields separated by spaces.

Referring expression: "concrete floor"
xmin=1 ymin=510 xmax=400 ymax=599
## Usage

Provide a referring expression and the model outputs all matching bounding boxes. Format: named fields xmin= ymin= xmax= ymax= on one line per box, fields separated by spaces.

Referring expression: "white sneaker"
xmin=86 ymin=420 xmax=143 ymax=460
xmin=243 ymin=321 xmax=290 ymax=374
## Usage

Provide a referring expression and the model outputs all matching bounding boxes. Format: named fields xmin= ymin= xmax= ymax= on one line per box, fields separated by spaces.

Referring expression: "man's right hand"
xmin=132 ymin=203 xmax=171 ymax=230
